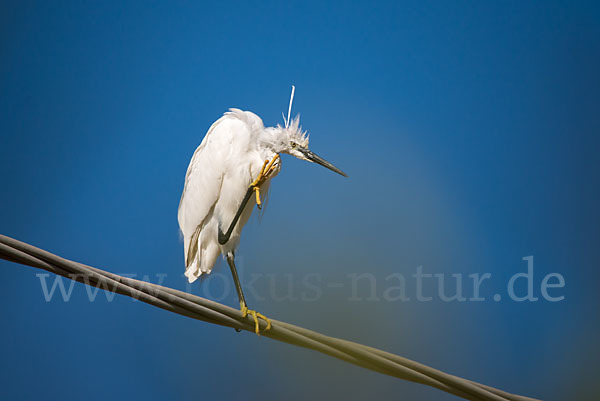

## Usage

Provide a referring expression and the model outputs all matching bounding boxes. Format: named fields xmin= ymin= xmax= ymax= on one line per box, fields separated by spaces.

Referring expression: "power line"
xmin=0 ymin=234 xmax=539 ymax=401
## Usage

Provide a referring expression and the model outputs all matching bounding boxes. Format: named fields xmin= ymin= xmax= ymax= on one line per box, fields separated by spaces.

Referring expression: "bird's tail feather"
xmin=184 ymin=258 xmax=201 ymax=283
xmin=184 ymin=234 xmax=220 ymax=283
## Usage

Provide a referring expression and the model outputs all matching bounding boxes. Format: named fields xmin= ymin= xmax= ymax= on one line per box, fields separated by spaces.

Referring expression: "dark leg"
xmin=218 ymin=154 xmax=280 ymax=245
xmin=226 ymin=251 xmax=246 ymax=308
xmin=219 ymin=188 xmax=254 ymax=245
xmin=225 ymin=251 xmax=272 ymax=335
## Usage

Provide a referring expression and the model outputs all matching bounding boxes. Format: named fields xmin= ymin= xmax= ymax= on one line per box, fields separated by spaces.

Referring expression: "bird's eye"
xmin=290 ymin=142 xmax=297 ymax=148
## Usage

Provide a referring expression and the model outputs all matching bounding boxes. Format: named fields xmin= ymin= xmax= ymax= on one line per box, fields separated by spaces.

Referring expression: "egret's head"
xmin=266 ymin=86 xmax=347 ymax=177
xmin=274 ymin=116 xmax=347 ymax=177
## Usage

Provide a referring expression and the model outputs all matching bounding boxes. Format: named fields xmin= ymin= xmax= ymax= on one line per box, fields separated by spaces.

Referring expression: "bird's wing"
xmin=177 ymin=109 xmax=258 ymax=268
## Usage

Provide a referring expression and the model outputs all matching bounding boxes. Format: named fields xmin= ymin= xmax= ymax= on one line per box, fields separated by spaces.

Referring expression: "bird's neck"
xmin=258 ymin=127 xmax=287 ymax=154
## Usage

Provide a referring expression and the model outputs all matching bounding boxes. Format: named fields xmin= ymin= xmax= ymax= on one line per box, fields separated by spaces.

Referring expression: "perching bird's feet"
xmin=240 ymin=301 xmax=272 ymax=335
xmin=250 ymin=154 xmax=280 ymax=209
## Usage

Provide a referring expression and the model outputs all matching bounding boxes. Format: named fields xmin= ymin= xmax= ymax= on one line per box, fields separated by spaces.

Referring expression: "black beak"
xmin=297 ymin=147 xmax=348 ymax=177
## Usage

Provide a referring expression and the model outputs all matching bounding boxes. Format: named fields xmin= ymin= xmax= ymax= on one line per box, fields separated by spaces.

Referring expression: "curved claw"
xmin=251 ymin=154 xmax=280 ymax=210
xmin=240 ymin=302 xmax=271 ymax=335
xmin=255 ymin=311 xmax=272 ymax=331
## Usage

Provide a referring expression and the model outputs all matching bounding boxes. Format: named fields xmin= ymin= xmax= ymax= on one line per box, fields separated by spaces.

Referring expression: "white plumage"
xmin=178 ymin=109 xmax=281 ymax=281
xmin=178 ymin=90 xmax=346 ymax=285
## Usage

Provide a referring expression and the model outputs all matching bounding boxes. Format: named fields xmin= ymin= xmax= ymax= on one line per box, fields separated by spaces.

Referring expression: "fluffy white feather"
xmin=178 ymin=92 xmax=345 ymax=283
xmin=178 ymin=109 xmax=289 ymax=282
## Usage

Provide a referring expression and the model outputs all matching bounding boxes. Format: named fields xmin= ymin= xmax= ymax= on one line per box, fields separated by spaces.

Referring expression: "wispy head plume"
xmin=285 ymin=85 xmax=295 ymax=129
xmin=276 ymin=85 xmax=308 ymax=147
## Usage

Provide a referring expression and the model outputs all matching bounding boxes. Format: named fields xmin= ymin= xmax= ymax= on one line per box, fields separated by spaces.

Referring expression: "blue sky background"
xmin=1 ymin=1 xmax=598 ymax=400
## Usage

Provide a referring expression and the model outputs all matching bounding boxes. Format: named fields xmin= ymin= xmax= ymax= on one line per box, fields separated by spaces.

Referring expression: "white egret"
xmin=178 ymin=87 xmax=347 ymax=334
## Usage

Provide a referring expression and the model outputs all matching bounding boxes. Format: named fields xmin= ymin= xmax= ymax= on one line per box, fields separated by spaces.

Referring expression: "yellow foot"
xmin=250 ymin=154 xmax=280 ymax=209
xmin=240 ymin=302 xmax=272 ymax=335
